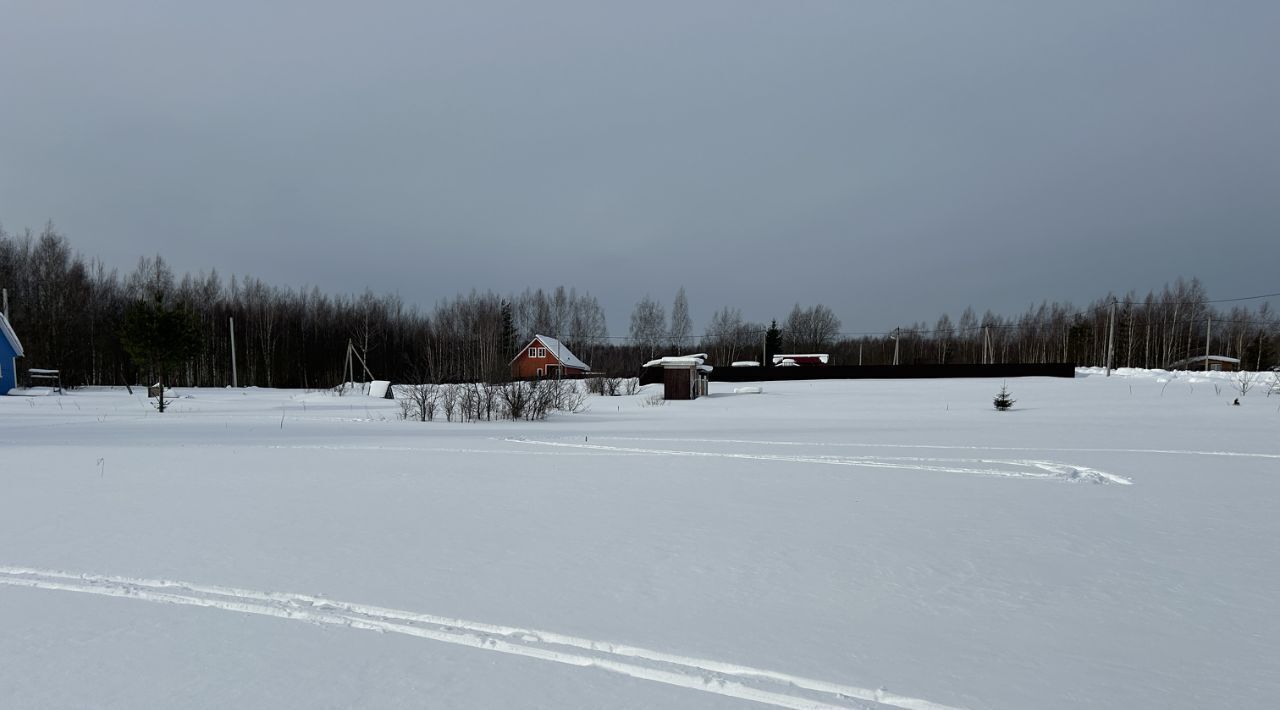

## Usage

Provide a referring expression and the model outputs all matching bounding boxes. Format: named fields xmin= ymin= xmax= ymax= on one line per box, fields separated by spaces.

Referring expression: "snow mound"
xmin=1029 ymin=461 xmax=1133 ymax=485
xmin=4 ymin=387 xmax=57 ymax=397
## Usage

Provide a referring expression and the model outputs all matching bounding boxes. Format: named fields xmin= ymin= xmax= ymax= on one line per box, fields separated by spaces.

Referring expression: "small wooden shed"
xmin=1166 ymin=355 xmax=1240 ymax=372
xmin=643 ymin=354 xmax=712 ymax=401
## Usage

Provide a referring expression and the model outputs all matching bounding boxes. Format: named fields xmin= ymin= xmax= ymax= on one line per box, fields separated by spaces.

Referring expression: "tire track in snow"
xmin=0 ymin=566 xmax=964 ymax=710
xmin=509 ymin=439 xmax=1131 ymax=485
xmin=587 ymin=436 xmax=1280 ymax=460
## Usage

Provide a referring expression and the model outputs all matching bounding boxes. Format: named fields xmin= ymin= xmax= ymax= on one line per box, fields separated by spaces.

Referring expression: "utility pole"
xmin=345 ymin=339 xmax=354 ymax=391
xmin=2 ymin=288 xmax=8 ymax=319
xmin=344 ymin=339 xmax=375 ymax=387
xmin=858 ymin=342 xmax=863 ymax=366
xmin=1204 ymin=315 xmax=1212 ymax=371
xmin=892 ymin=328 xmax=900 ymax=366
xmin=229 ymin=317 xmax=238 ymax=388
xmin=1105 ymin=298 xmax=1117 ymax=377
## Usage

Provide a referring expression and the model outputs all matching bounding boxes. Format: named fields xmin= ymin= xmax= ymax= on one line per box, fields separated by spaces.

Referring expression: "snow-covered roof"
xmin=0 ymin=313 xmax=23 ymax=358
xmin=644 ymin=357 xmax=699 ymax=367
xmin=731 ymin=361 xmax=761 ymax=367
xmin=1167 ymin=355 xmax=1241 ymax=369
xmin=772 ymin=353 xmax=829 ymax=364
xmin=521 ymin=335 xmax=590 ymax=371
xmin=643 ymin=355 xmax=713 ymax=373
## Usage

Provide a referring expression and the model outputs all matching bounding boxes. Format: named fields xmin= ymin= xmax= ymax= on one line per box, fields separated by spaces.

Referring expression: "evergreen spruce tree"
xmin=120 ymin=295 xmax=199 ymax=412
xmin=765 ymin=320 xmax=782 ymax=367
xmin=993 ymin=382 xmax=1015 ymax=411
xmin=500 ymin=300 xmax=516 ymax=357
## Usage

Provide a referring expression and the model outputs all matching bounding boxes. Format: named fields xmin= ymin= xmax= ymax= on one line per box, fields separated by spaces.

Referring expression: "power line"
xmin=1202 ymin=291 xmax=1280 ymax=305
xmin=573 ymin=316 xmax=1279 ymax=345
xmin=555 ymin=288 xmax=1280 ymax=344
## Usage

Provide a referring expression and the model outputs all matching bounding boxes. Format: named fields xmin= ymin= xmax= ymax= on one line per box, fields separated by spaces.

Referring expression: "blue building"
xmin=0 ymin=313 xmax=23 ymax=395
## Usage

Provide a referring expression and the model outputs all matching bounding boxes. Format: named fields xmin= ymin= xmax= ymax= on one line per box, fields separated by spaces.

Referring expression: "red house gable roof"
xmin=510 ymin=335 xmax=590 ymax=371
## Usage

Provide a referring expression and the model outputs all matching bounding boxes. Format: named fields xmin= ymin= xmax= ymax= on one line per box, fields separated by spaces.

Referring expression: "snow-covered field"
xmin=2 ymin=370 xmax=1278 ymax=710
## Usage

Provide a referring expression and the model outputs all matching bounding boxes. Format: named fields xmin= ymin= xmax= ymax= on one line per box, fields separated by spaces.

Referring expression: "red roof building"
xmin=510 ymin=335 xmax=591 ymax=379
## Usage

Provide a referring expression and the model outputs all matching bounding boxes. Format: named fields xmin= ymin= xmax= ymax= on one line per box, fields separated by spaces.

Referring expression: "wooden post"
xmin=1105 ymin=299 xmax=1117 ymax=376
xmin=229 ymin=317 xmax=238 ymax=388
xmin=1204 ymin=315 xmax=1212 ymax=371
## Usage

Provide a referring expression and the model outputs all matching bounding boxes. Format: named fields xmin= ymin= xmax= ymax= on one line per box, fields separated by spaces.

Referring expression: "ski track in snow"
xmin=0 ymin=566 xmax=964 ymax=710
xmin=586 ymin=436 xmax=1280 ymax=461
xmin=264 ymin=445 xmax=644 ymax=457
xmin=508 ymin=439 xmax=1132 ymax=485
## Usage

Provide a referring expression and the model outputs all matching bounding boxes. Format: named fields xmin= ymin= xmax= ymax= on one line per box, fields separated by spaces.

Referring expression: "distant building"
xmin=643 ymin=354 xmax=712 ymax=400
xmin=1166 ymin=355 xmax=1240 ymax=372
xmin=0 ymin=313 xmax=24 ymax=395
xmin=510 ymin=335 xmax=591 ymax=379
xmin=772 ymin=353 xmax=829 ymax=366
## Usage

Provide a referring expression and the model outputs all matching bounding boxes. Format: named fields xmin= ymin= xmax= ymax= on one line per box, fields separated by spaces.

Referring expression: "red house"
xmin=510 ymin=335 xmax=591 ymax=379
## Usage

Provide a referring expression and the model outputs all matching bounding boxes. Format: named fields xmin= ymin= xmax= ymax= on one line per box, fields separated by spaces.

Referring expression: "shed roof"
xmin=0 ymin=313 xmax=23 ymax=357
xmin=643 ymin=355 xmax=714 ymax=373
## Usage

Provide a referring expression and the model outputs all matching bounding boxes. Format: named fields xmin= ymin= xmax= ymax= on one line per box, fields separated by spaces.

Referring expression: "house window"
xmin=529 ymin=346 xmax=547 ymax=359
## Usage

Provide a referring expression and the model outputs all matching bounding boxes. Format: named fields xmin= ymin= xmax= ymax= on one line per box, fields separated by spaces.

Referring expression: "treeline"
xmin=0 ymin=224 xmax=614 ymax=388
xmin=825 ymin=282 xmax=1277 ymax=371
xmin=1 ymin=223 xmax=1277 ymax=389
xmin=640 ymin=283 xmax=1278 ymax=371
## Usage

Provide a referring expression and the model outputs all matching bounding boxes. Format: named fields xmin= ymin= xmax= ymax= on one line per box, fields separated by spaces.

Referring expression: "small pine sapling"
xmin=993 ymin=382 xmax=1015 ymax=411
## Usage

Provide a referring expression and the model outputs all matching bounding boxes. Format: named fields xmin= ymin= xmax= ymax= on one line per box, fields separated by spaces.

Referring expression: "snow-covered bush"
xmin=586 ymin=376 xmax=622 ymax=396
xmin=642 ymin=392 xmax=666 ymax=407
xmin=1233 ymin=371 xmax=1257 ymax=398
xmin=440 ymin=385 xmax=458 ymax=422
xmin=397 ymin=382 xmax=440 ymax=421
xmin=397 ymin=380 xmax=588 ymax=423
xmin=547 ymin=379 xmax=588 ymax=414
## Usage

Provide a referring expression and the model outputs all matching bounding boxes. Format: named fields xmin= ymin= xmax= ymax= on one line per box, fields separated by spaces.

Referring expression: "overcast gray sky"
xmin=2 ymin=1 xmax=1277 ymax=332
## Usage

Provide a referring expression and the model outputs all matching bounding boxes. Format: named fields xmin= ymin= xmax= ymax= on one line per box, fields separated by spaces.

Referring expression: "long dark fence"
xmin=641 ymin=363 xmax=1075 ymax=385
